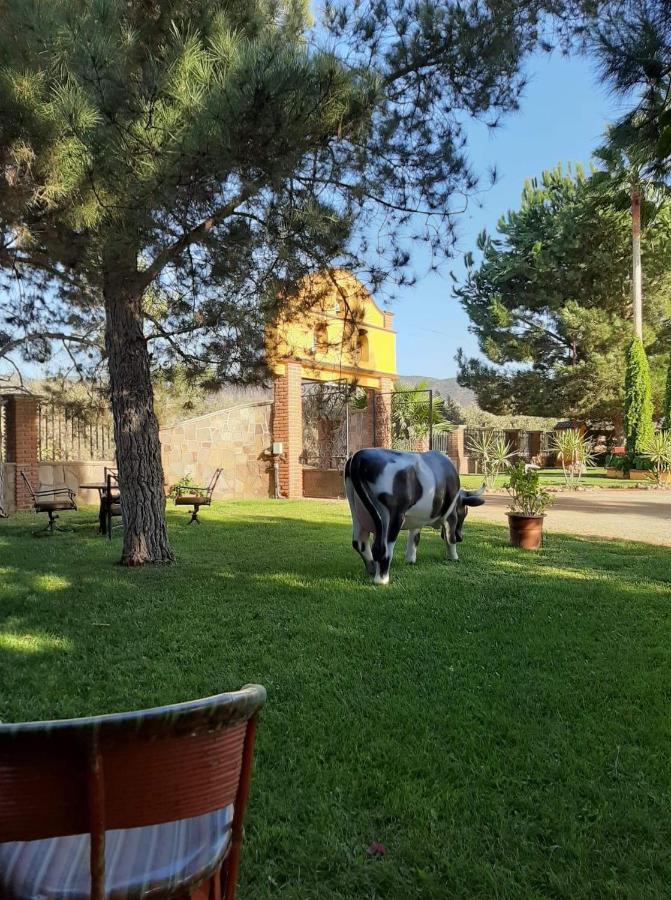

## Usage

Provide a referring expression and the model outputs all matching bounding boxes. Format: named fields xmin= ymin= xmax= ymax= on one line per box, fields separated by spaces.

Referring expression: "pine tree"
xmin=0 ymin=0 xmax=601 ymax=565
xmin=456 ymin=165 xmax=671 ymax=424
xmin=592 ymin=1 xmax=671 ymax=179
xmin=624 ymin=338 xmax=655 ymax=455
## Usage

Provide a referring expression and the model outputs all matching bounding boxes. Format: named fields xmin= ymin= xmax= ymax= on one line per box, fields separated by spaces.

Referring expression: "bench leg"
xmin=189 ymin=506 xmax=201 ymax=524
xmin=34 ymin=511 xmax=72 ymax=536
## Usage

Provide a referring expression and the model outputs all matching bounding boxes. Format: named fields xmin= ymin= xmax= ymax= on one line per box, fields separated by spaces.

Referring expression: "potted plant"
xmin=505 ymin=462 xmax=553 ymax=550
xmin=605 ymin=452 xmax=628 ymax=479
xmin=627 ymin=454 xmax=653 ymax=481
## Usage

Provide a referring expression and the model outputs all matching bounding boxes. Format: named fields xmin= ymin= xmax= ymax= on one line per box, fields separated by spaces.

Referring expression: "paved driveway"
xmin=474 ymin=490 xmax=671 ymax=546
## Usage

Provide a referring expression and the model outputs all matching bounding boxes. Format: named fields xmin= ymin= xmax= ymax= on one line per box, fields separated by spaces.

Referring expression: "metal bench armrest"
xmin=34 ymin=487 xmax=76 ymax=502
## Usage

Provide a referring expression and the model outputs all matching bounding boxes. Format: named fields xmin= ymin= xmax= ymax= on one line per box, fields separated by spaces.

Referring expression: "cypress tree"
xmin=624 ymin=338 xmax=654 ymax=455
xmin=664 ymin=355 xmax=671 ymax=429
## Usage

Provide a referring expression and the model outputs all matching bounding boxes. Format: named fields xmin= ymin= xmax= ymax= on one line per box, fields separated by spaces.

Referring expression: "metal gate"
xmin=375 ymin=388 xmax=435 ymax=451
xmin=38 ymin=401 xmax=114 ymax=461
xmin=301 ymin=382 xmax=352 ymax=470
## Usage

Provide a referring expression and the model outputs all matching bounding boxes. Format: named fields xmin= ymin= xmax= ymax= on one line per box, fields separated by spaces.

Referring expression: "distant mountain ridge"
xmin=396 ymin=375 xmax=476 ymax=408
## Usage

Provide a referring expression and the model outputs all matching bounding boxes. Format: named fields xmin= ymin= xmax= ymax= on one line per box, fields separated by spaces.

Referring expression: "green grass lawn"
xmin=460 ymin=466 xmax=638 ymax=491
xmin=1 ymin=500 xmax=670 ymax=898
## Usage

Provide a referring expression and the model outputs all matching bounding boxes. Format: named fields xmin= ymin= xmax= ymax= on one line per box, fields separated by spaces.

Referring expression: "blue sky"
xmin=393 ymin=49 xmax=624 ymax=378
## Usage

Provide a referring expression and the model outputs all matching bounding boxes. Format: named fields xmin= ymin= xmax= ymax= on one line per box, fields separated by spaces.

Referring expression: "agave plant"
xmin=466 ymin=431 xmax=514 ymax=490
xmin=552 ymin=429 xmax=596 ymax=489
xmin=641 ymin=431 xmax=671 ymax=486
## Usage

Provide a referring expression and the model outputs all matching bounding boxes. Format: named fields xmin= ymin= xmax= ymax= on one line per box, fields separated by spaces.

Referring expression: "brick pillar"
xmin=374 ymin=377 xmax=394 ymax=448
xmin=361 ymin=388 xmax=375 ymax=449
xmin=451 ymin=426 xmax=468 ymax=474
xmin=5 ymin=396 xmax=40 ymax=509
xmin=273 ymin=362 xmax=303 ymax=499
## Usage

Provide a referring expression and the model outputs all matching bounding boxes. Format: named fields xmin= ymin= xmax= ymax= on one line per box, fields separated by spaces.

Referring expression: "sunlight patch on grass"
xmin=32 ymin=574 xmax=72 ymax=592
xmin=0 ymin=631 xmax=71 ymax=655
xmin=252 ymin=572 xmax=314 ymax=589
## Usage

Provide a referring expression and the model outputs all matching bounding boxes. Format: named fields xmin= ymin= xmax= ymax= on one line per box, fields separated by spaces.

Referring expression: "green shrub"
xmin=169 ymin=473 xmax=199 ymax=498
xmin=624 ymin=338 xmax=654 ymax=456
xmin=606 ymin=453 xmax=628 ymax=472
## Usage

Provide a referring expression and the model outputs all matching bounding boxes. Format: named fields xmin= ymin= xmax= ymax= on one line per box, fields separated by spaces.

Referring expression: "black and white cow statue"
xmin=344 ymin=448 xmax=485 ymax=585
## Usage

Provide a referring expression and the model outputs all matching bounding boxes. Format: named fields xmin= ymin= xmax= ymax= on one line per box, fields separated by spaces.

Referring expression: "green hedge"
xmin=624 ymin=338 xmax=654 ymax=455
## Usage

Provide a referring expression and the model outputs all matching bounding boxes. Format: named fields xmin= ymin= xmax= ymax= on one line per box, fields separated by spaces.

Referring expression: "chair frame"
xmin=20 ymin=469 xmax=77 ymax=534
xmin=104 ymin=469 xmax=122 ymax=540
xmin=174 ymin=468 xmax=223 ymax=524
xmin=0 ymin=684 xmax=266 ymax=900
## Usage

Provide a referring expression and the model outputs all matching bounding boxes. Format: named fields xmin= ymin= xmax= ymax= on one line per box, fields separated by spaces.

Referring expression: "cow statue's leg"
xmin=372 ymin=511 xmax=404 ymax=585
xmin=405 ymin=529 xmax=421 ymax=564
xmin=353 ymin=525 xmax=375 ymax=576
xmin=442 ymin=515 xmax=459 ymax=562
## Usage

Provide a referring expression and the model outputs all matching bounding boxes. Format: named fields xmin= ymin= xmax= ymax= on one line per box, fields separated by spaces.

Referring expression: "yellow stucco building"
xmin=268 ymin=269 xmax=397 ymax=389
xmin=269 ymin=270 xmax=397 ymax=498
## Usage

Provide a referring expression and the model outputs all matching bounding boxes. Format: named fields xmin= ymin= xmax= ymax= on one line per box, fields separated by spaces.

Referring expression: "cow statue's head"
xmin=453 ymin=484 xmax=486 ymax=542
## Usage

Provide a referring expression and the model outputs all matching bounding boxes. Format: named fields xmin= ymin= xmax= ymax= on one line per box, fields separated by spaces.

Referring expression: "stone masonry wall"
xmin=160 ymin=401 xmax=273 ymax=500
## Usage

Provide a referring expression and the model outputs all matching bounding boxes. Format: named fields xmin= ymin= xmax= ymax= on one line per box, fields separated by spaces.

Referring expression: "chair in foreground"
xmin=20 ymin=469 xmax=77 ymax=534
xmin=174 ymin=468 xmax=222 ymax=524
xmin=0 ymin=683 xmax=267 ymax=900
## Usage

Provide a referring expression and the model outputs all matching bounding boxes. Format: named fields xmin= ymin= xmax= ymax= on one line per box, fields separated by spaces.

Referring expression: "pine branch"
xmin=138 ymin=180 xmax=266 ymax=290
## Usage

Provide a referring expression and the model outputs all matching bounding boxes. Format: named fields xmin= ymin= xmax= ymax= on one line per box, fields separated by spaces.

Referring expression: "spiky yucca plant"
xmin=552 ymin=429 xmax=596 ymax=489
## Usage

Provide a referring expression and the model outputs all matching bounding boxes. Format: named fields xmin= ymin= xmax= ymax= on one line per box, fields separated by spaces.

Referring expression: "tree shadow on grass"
xmin=1 ymin=505 xmax=669 ymax=717
xmin=1 ymin=505 xmax=671 ymax=897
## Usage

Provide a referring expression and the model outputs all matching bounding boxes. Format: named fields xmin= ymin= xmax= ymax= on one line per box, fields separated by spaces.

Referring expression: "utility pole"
xmin=631 ymin=183 xmax=643 ymax=339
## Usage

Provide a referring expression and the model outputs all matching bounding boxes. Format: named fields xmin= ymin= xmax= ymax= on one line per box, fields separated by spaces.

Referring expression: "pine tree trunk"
xmin=631 ymin=184 xmax=643 ymax=340
xmin=104 ymin=262 xmax=173 ymax=566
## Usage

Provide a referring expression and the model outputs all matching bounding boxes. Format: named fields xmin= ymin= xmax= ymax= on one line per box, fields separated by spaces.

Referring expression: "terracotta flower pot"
xmin=507 ymin=512 xmax=545 ymax=550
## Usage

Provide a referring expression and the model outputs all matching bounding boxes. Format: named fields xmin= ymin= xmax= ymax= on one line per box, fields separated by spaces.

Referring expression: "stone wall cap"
xmin=0 ymin=387 xmax=44 ymax=400
xmin=160 ymin=399 xmax=273 ymax=431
